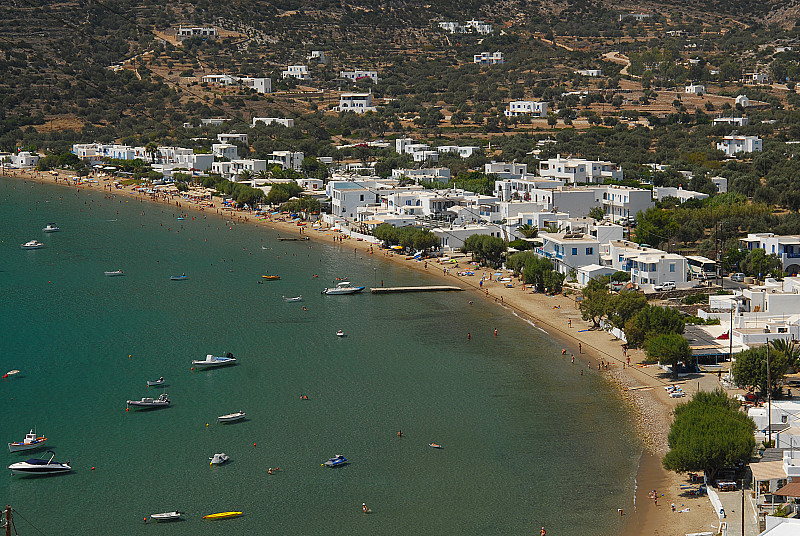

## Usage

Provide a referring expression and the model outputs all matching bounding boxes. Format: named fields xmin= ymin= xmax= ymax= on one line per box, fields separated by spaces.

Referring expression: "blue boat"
xmin=322 ymin=455 xmax=347 ymax=467
xmin=170 ymin=274 xmax=188 ymax=281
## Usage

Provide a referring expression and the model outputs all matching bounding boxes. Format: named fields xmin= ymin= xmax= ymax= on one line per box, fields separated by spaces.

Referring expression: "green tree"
xmin=588 ymin=206 xmax=605 ymax=221
xmin=634 ymin=207 xmax=678 ymax=247
xmin=579 ymin=277 xmax=612 ymax=328
xmin=662 ymin=389 xmax=755 ymax=481
xmin=522 ymin=256 xmax=565 ymax=292
xmin=732 ymin=345 xmax=790 ymax=397
xmin=624 ymin=305 xmax=685 ymax=348
xmin=461 ymin=234 xmax=507 ymax=267
xmin=740 ymin=249 xmax=783 ymax=279
xmin=265 ymin=182 xmax=302 ymax=205
xmin=645 ymin=333 xmax=692 ymax=378
xmin=607 ymin=290 xmax=648 ymax=331
xmin=770 ymin=339 xmax=800 ymax=371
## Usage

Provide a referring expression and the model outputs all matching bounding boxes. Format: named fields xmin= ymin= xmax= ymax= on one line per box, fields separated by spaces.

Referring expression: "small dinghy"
xmin=150 ymin=511 xmax=183 ymax=522
xmin=282 ymin=295 xmax=303 ymax=302
xmin=429 ymin=443 xmax=443 ymax=449
xmin=336 ymin=330 xmax=345 ymax=337
xmin=209 ymin=453 xmax=229 ymax=465
xmin=104 ymin=269 xmax=124 ymax=276
xmin=170 ymin=274 xmax=188 ymax=281
xmin=146 ymin=377 xmax=165 ymax=387
xmin=3 ymin=370 xmax=20 ymax=378
xmin=217 ymin=411 xmax=246 ymax=423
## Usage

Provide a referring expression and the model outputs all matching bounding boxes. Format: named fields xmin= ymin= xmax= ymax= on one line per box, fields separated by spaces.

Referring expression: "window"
xmin=572 ymin=248 xmax=578 ymax=255
xmin=360 ymin=195 xmax=364 ymax=201
xmin=586 ymin=247 xmax=593 ymax=255
xmin=669 ymin=263 xmax=675 ymax=273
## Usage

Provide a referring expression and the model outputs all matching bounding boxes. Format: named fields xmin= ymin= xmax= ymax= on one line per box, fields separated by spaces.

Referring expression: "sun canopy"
xmin=749 ymin=460 xmax=786 ymax=482
xmin=774 ymin=482 xmax=800 ymax=497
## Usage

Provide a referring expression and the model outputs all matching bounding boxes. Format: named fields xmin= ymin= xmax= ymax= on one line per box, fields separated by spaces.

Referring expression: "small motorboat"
xmin=202 ymin=511 xmax=242 ymax=520
xmin=177 ymin=217 xmax=185 ymax=221
xmin=20 ymin=240 xmax=45 ymax=250
xmin=8 ymin=450 xmax=71 ymax=475
xmin=8 ymin=430 xmax=47 ymax=453
xmin=217 ymin=411 xmax=246 ymax=423
xmin=127 ymin=393 xmax=170 ymax=408
xmin=150 ymin=511 xmax=183 ymax=522
xmin=262 ymin=275 xmax=280 ymax=280
xmin=3 ymin=369 xmax=20 ymax=378
xmin=209 ymin=453 xmax=229 ymax=465
xmin=322 ymin=454 xmax=347 ymax=467
xmin=104 ymin=270 xmax=124 ymax=276
xmin=192 ymin=353 xmax=237 ymax=368
xmin=146 ymin=377 xmax=165 ymax=387
xmin=429 ymin=443 xmax=443 ymax=449
xmin=42 ymin=223 xmax=60 ymax=233
xmin=282 ymin=295 xmax=303 ymax=302
xmin=170 ymin=274 xmax=188 ymax=281
xmin=336 ymin=330 xmax=345 ymax=337
xmin=322 ymin=282 xmax=365 ymax=295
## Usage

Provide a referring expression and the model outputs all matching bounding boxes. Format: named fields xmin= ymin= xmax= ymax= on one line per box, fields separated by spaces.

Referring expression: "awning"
xmin=774 ymin=482 xmax=800 ymax=497
xmin=749 ymin=460 xmax=786 ymax=482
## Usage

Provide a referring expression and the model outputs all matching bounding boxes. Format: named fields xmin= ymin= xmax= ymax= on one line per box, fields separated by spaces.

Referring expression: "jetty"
xmin=276 ymin=236 xmax=310 ymax=241
xmin=370 ymin=286 xmax=462 ymax=294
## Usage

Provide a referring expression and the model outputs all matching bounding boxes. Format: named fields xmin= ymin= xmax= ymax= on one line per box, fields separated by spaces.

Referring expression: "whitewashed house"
xmin=604 ymin=240 xmax=688 ymax=286
xmin=433 ymin=224 xmax=503 ymax=250
xmin=338 ymin=93 xmax=376 ymax=113
xmin=436 ymin=145 xmax=481 ymax=158
xmin=465 ymin=20 xmax=493 ymax=34
xmin=504 ymin=101 xmax=548 ymax=117
xmin=217 ymin=133 xmax=248 ymax=145
xmin=340 ymin=70 xmax=379 ymax=84
xmin=576 ymin=69 xmax=602 ymax=77
xmin=485 ymin=161 xmax=527 ymax=180
xmin=252 ymin=117 xmax=294 ymax=128
xmin=177 ymin=26 xmax=216 ymax=41
xmin=538 ymin=155 xmax=623 ymax=184
xmin=536 ymin=232 xmax=601 ymax=275
xmin=713 ymin=116 xmax=749 ymax=127
xmin=685 ymin=83 xmax=706 ymax=94
xmin=744 ymin=72 xmax=770 ymax=84
xmin=282 ymin=65 xmax=311 ymax=80
xmin=474 ymin=52 xmax=503 ymax=65
xmin=307 ymin=50 xmax=327 ymax=64
xmin=212 ymin=143 xmax=238 ymax=160
xmin=717 ymin=135 xmax=762 ymax=156
xmin=268 ymin=151 xmax=304 ymax=171
xmin=735 ymin=95 xmax=751 ymax=107
xmin=653 ymin=186 xmax=709 ymax=202
xmin=740 ymin=233 xmax=800 ymax=275
xmin=10 ymin=151 xmax=39 ymax=167
xmin=202 ymin=74 xmax=236 ymax=86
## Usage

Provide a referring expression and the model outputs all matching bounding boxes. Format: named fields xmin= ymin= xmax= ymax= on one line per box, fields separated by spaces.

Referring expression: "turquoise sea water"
xmin=1 ymin=177 xmax=639 ymax=535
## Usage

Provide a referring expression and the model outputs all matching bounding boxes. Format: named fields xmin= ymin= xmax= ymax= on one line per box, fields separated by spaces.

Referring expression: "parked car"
xmin=731 ymin=273 xmax=745 ymax=282
xmin=653 ymin=281 xmax=676 ymax=292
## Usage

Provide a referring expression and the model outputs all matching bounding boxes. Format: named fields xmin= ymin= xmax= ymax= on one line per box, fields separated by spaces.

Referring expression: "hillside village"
xmin=6 ymin=0 xmax=800 ymax=531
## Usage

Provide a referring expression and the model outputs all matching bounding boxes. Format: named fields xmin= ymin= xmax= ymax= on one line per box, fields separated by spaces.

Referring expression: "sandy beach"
xmin=5 ymin=168 xmax=730 ymax=534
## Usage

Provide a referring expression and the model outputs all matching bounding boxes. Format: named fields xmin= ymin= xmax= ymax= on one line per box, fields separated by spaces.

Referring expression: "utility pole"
xmin=5 ymin=505 xmax=11 ymax=536
xmin=741 ymin=480 xmax=745 ymax=536
xmin=767 ymin=343 xmax=772 ymax=447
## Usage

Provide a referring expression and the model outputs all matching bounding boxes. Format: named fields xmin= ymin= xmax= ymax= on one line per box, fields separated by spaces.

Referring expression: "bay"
xmin=0 ymin=177 xmax=639 ymax=534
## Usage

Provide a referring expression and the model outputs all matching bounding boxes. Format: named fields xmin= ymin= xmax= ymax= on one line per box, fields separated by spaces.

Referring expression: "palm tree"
xmin=145 ymin=142 xmax=158 ymax=164
xmin=771 ymin=339 xmax=800 ymax=369
xmin=517 ymin=224 xmax=538 ymax=238
xmin=256 ymin=169 xmax=271 ymax=182
xmin=544 ymin=223 xmax=561 ymax=234
xmin=237 ymin=170 xmax=252 ymax=183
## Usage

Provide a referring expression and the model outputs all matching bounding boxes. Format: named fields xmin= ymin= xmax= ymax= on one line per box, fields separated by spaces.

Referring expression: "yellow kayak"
xmin=262 ymin=275 xmax=280 ymax=280
xmin=202 ymin=511 xmax=243 ymax=520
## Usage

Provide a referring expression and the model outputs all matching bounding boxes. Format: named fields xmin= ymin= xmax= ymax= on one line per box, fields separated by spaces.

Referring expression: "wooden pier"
xmin=370 ymin=286 xmax=463 ymax=294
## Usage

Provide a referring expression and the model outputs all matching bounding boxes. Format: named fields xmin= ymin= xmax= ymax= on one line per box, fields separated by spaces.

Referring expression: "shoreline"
xmin=4 ymin=169 xmax=722 ymax=534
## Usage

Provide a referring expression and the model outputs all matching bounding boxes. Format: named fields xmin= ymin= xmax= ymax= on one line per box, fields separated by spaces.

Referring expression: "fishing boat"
xmin=127 ymin=393 xmax=170 ymax=408
xmin=104 ymin=269 xmax=124 ymax=276
xmin=202 ymin=511 xmax=242 ymax=520
xmin=209 ymin=453 xmax=229 ymax=465
xmin=262 ymin=275 xmax=280 ymax=280
xmin=3 ymin=370 xmax=20 ymax=378
xmin=282 ymin=295 xmax=303 ymax=302
xmin=42 ymin=223 xmax=60 ymax=233
xmin=8 ymin=450 xmax=71 ymax=475
xmin=429 ymin=443 xmax=443 ymax=449
xmin=321 ymin=282 xmax=365 ymax=295
xmin=20 ymin=240 xmax=45 ymax=250
xmin=8 ymin=430 xmax=47 ymax=453
xmin=146 ymin=377 xmax=165 ymax=387
xmin=192 ymin=353 xmax=237 ymax=368
xmin=336 ymin=330 xmax=345 ymax=337
xmin=322 ymin=454 xmax=347 ymax=467
xmin=170 ymin=274 xmax=188 ymax=281
xmin=217 ymin=411 xmax=246 ymax=423
xmin=150 ymin=511 xmax=183 ymax=522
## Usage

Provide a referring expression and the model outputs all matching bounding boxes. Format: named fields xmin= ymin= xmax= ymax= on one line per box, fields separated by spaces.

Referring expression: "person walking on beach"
xmin=578 ymin=342 xmax=581 ymax=354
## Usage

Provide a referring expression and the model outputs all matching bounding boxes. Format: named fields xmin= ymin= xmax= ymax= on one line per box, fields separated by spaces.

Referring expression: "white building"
xmin=653 ymin=186 xmax=709 ymax=202
xmin=744 ymin=72 xmax=770 ymax=84
xmin=436 ymin=145 xmax=481 ymax=158
xmin=619 ymin=13 xmax=651 ymax=21
xmin=327 ymin=179 xmax=388 ymax=220
xmin=340 ymin=70 xmax=379 ymax=84
xmin=604 ymin=240 xmax=688 ymax=286
xmin=576 ymin=69 xmax=602 ymax=77
xmin=685 ymin=83 xmax=706 ymax=94
xmin=485 ymin=161 xmax=528 ymax=180
xmin=740 ymin=233 xmax=800 ymax=275
xmin=504 ymin=100 xmax=548 ymax=117
xmin=231 ymin=159 xmax=267 ymax=179
xmin=717 ymin=135 xmax=762 ymax=156
xmin=252 ymin=117 xmax=294 ymax=128
xmin=176 ymin=26 xmax=216 ymax=41
xmin=307 ymin=50 xmax=326 ymax=64
xmin=713 ymin=116 xmax=749 ymax=127
xmin=212 ymin=143 xmax=238 ymax=160
xmin=465 ymin=20 xmax=493 ymax=34
xmin=339 ymin=93 xmax=376 ymax=113
xmin=202 ymin=74 xmax=236 ymax=86
xmin=474 ymin=52 xmax=503 ymax=65
xmin=282 ymin=65 xmax=311 ymax=80
xmin=217 ymin=133 xmax=248 ymax=145
xmin=10 ymin=151 xmax=39 ymax=167
xmin=200 ymin=118 xmax=229 ymax=126
xmin=438 ymin=22 xmax=462 ymax=33
xmin=268 ymin=151 xmax=304 ymax=172
xmin=538 ymin=155 xmax=623 ymax=184
xmin=238 ymin=77 xmax=271 ymax=94
xmin=433 ymin=224 xmax=504 ymax=250
xmin=413 ymin=151 xmax=439 ymax=163
xmin=536 ymin=232 xmax=601 ymax=275
xmin=735 ymin=95 xmax=751 ymax=107
xmin=711 ymin=176 xmax=728 ymax=193
xmin=391 ymin=168 xmax=451 ymax=184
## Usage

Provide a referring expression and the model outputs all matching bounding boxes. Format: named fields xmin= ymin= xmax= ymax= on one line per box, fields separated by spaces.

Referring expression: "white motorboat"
xmin=322 ymin=454 xmax=347 ymax=467
xmin=104 ymin=269 xmax=124 ymax=276
xmin=146 ymin=377 xmax=165 ymax=387
xmin=321 ymin=282 xmax=365 ymax=295
xmin=42 ymin=223 xmax=60 ymax=233
xmin=127 ymin=393 xmax=170 ymax=408
xmin=282 ymin=295 xmax=303 ymax=302
xmin=217 ymin=411 xmax=246 ymax=423
xmin=150 ymin=511 xmax=183 ymax=522
xmin=192 ymin=353 xmax=237 ymax=368
xmin=209 ymin=453 xmax=229 ymax=465
xmin=8 ymin=430 xmax=47 ymax=453
xmin=3 ymin=369 xmax=20 ymax=378
xmin=8 ymin=450 xmax=71 ymax=475
xmin=170 ymin=274 xmax=188 ymax=281
xmin=336 ymin=330 xmax=345 ymax=337
xmin=20 ymin=240 xmax=45 ymax=250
